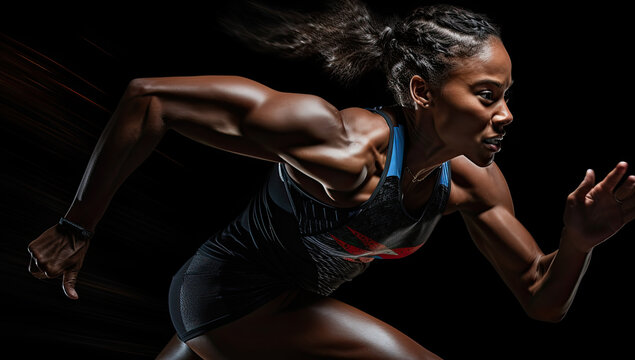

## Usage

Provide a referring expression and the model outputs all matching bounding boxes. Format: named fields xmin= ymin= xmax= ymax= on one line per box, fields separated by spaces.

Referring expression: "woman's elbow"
xmin=116 ymin=78 xmax=168 ymax=135
xmin=124 ymin=78 xmax=156 ymax=99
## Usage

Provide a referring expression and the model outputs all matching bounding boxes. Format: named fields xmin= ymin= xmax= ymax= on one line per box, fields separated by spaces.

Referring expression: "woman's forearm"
xmin=63 ymin=82 xmax=168 ymax=231
xmin=527 ymin=228 xmax=593 ymax=322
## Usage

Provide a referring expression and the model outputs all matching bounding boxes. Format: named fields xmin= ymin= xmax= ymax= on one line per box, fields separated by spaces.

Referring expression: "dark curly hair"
xmin=223 ymin=1 xmax=501 ymax=106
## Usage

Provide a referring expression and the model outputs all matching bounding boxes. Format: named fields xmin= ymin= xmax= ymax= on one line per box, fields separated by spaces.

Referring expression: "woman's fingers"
xmin=62 ymin=270 xmax=79 ymax=300
xmin=599 ymin=161 xmax=629 ymax=193
xmin=27 ymin=242 xmax=61 ymax=278
xmin=27 ymin=224 xmax=88 ymax=292
xmin=615 ymin=175 xmax=635 ymax=224
xmin=569 ymin=169 xmax=595 ymax=202
xmin=28 ymin=239 xmax=84 ymax=299
xmin=614 ymin=174 xmax=635 ymax=203
xmin=28 ymin=253 xmax=48 ymax=279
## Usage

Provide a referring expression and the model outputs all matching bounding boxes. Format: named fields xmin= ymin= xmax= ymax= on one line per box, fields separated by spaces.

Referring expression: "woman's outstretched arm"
xmin=27 ymin=75 xmax=373 ymax=299
xmin=450 ymin=157 xmax=634 ymax=322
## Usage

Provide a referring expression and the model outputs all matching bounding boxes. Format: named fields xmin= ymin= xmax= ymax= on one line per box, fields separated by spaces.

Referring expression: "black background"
xmin=2 ymin=1 xmax=634 ymax=359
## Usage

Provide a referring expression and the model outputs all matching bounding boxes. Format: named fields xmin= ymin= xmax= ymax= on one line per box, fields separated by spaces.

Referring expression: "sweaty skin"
xmin=27 ymin=37 xmax=635 ymax=359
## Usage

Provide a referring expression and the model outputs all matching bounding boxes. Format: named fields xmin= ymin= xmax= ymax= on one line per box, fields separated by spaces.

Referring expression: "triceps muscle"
xmin=141 ymin=75 xmax=282 ymax=161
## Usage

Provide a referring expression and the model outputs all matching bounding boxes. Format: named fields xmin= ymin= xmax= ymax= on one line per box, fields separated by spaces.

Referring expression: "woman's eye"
xmin=478 ymin=90 xmax=494 ymax=101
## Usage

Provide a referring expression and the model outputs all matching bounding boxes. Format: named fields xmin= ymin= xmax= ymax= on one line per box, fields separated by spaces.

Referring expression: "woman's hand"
xmin=563 ymin=162 xmax=635 ymax=253
xmin=27 ymin=224 xmax=90 ymax=300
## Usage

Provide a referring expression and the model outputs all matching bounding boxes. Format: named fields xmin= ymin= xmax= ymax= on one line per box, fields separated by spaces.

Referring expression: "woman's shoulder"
xmin=339 ymin=107 xmax=393 ymax=150
xmin=339 ymin=106 xmax=392 ymax=127
xmin=446 ymin=156 xmax=513 ymax=215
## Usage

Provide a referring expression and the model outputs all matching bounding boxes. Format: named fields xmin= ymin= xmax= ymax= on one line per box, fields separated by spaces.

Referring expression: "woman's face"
xmin=429 ymin=37 xmax=513 ymax=167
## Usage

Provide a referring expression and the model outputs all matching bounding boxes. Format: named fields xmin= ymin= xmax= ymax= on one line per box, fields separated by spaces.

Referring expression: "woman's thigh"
xmin=186 ymin=290 xmax=442 ymax=360
xmin=156 ymin=334 xmax=203 ymax=360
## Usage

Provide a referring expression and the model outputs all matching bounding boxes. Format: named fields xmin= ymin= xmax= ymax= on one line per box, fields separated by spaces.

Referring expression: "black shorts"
xmin=168 ymin=251 xmax=290 ymax=341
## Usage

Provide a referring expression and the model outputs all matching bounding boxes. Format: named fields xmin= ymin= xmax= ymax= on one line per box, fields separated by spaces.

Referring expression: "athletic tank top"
xmin=276 ymin=108 xmax=450 ymax=294
xmin=198 ymin=108 xmax=451 ymax=296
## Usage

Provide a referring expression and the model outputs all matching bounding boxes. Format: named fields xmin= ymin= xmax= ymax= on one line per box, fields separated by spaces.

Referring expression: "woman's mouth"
xmin=483 ymin=137 xmax=503 ymax=152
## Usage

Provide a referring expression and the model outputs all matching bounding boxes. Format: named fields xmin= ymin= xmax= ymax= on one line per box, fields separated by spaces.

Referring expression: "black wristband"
xmin=58 ymin=217 xmax=94 ymax=240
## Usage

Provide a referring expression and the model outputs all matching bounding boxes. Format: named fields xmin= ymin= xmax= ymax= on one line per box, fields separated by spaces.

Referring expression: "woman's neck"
xmin=397 ymin=106 xmax=459 ymax=173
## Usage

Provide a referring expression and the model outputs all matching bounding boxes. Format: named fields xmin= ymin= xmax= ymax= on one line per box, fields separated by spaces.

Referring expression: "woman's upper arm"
xmin=130 ymin=75 xmax=368 ymax=190
xmin=452 ymin=158 xmax=546 ymax=305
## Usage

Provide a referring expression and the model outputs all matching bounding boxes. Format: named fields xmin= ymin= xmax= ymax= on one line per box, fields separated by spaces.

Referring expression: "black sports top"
xmin=197 ymin=108 xmax=451 ymax=296
xmin=170 ymin=108 xmax=451 ymax=341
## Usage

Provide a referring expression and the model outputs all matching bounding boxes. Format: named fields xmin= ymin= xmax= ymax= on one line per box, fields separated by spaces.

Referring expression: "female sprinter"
xmin=26 ymin=2 xmax=635 ymax=359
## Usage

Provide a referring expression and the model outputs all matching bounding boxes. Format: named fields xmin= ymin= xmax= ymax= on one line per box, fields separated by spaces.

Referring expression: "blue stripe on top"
xmin=440 ymin=161 xmax=450 ymax=186
xmin=386 ymin=125 xmax=404 ymax=178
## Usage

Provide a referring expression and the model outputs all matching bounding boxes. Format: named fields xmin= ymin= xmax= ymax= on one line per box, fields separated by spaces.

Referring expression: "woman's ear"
xmin=409 ymin=75 xmax=432 ymax=108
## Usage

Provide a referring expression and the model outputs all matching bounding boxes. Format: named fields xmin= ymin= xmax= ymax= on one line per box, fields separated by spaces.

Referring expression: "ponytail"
xmin=222 ymin=1 xmax=500 ymax=106
xmin=221 ymin=1 xmax=389 ymax=83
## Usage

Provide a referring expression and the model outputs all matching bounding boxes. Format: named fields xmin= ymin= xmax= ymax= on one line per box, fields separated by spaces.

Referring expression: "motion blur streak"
xmin=1 ymin=33 xmax=188 ymax=359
